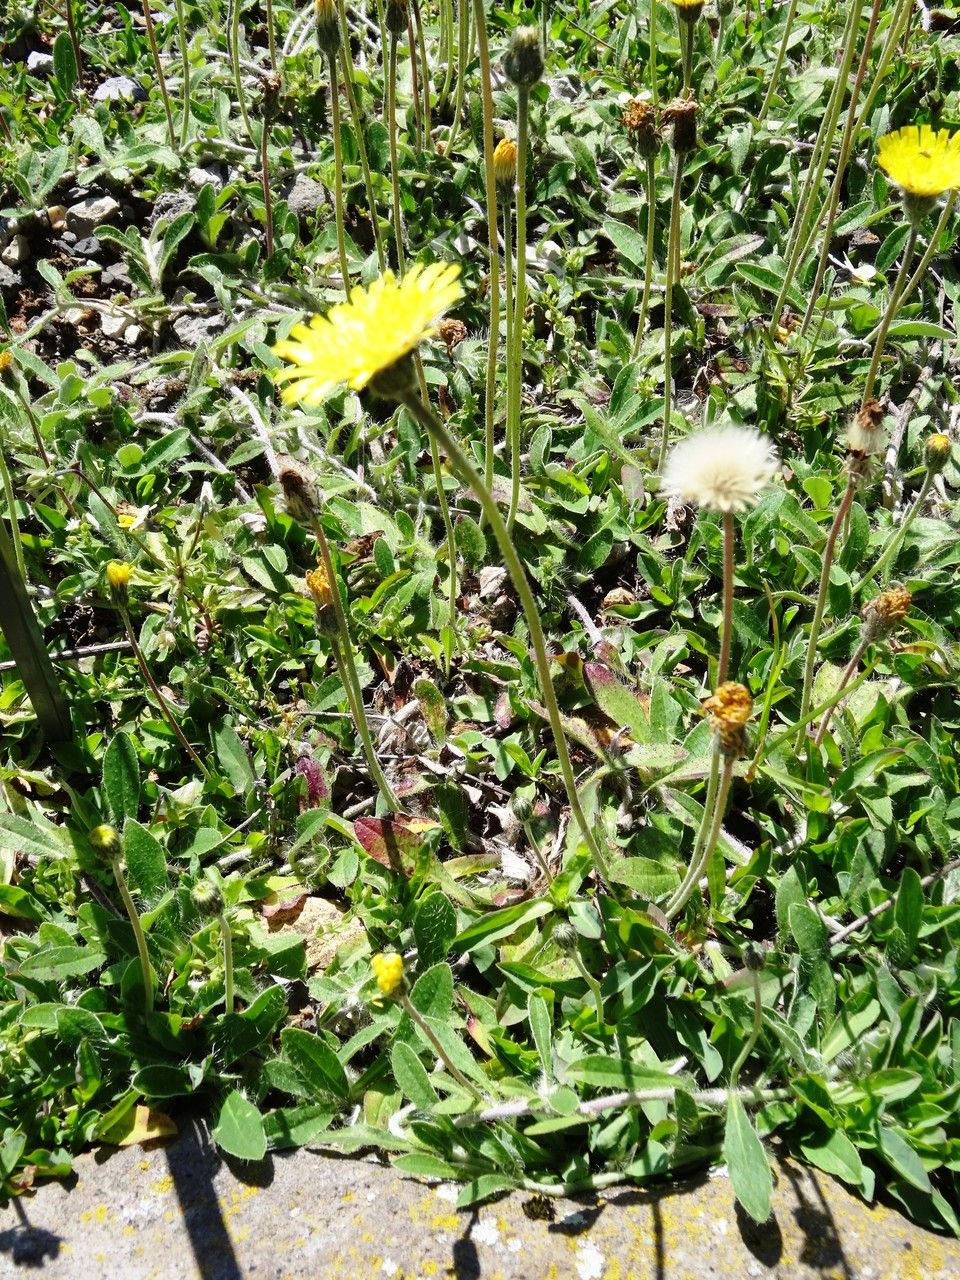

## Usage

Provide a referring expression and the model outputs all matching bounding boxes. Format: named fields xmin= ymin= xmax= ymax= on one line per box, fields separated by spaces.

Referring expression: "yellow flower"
xmin=305 ymin=564 xmax=334 ymax=609
xmin=106 ymin=560 xmax=133 ymax=591
xmin=876 ymin=125 xmax=960 ymax=198
xmin=371 ymin=952 xmax=404 ymax=997
xmin=272 ymin=262 xmax=463 ymax=406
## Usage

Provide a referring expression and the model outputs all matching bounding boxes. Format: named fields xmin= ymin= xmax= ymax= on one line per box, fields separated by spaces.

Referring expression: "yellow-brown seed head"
xmin=861 ymin=587 xmax=911 ymax=642
xmin=438 ymin=317 xmax=468 ymax=355
xmin=493 ymin=137 xmax=517 ymax=187
xmin=703 ymin=681 xmax=753 ymax=756
xmin=620 ymin=98 xmax=660 ymax=159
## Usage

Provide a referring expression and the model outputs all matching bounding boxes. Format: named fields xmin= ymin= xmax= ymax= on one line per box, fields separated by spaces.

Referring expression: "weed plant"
xmin=0 ymin=0 xmax=958 ymax=1233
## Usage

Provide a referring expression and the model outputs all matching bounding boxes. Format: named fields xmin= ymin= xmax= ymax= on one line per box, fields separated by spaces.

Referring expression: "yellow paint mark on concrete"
xmin=151 ymin=1174 xmax=174 ymax=1194
xmin=431 ymin=1213 xmax=459 ymax=1231
xmin=342 ymin=1189 xmax=354 ymax=1202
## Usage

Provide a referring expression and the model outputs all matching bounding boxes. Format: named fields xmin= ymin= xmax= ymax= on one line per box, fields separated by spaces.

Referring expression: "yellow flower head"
xmin=876 ymin=125 xmax=960 ymax=198
xmin=702 ymin=682 xmax=753 ymax=758
xmin=305 ymin=563 xmax=334 ymax=609
xmin=371 ymin=952 xmax=404 ymax=997
xmin=0 ymin=350 xmax=14 ymax=375
xmin=90 ymin=823 xmax=122 ymax=859
xmin=106 ymin=560 xmax=133 ymax=592
xmin=273 ymin=262 xmax=463 ymax=406
xmin=924 ymin=433 xmax=952 ymax=473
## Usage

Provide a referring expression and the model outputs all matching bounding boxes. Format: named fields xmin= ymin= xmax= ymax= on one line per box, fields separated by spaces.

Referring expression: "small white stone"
xmin=66 ymin=195 xmax=120 ymax=237
xmin=1 ymin=235 xmax=29 ymax=267
xmin=433 ymin=1184 xmax=458 ymax=1203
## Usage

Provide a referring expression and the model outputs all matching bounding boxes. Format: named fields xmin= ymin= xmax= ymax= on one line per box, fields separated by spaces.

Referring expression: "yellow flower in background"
xmin=106 ymin=560 xmax=133 ymax=591
xmin=371 ymin=952 xmax=404 ymax=997
xmin=272 ymin=262 xmax=463 ymax=406
xmin=493 ymin=138 xmax=517 ymax=185
xmin=876 ymin=125 xmax=960 ymax=198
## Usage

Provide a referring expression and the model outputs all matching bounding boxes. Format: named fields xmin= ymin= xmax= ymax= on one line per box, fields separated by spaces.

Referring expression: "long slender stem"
xmin=229 ymin=0 xmax=254 ymax=140
xmin=406 ymin=12 xmax=423 ymax=151
xmin=387 ymin=34 xmax=406 ymax=268
xmin=631 ymin=155 xmax=658 ymax=359
xmin=680 ymin=13 xmax=694 ymax=93
xmin=506 ymin=86 xmax=530 ymax=535
xmin=338 ymin=46 xmax=387 ymax=272
xmin=436 ymin=0 xmax=455 ymax=113
xmin=264 ymin=0 xmax=277 ymax=70
xmin=897 ymin=192 xmax=956 ymax=314
xmin=445 ymin=0 xmax=470 ymax=155
xmin=310 ymin=519 xmax=400 ymax=810
xmin=112 ymin=857 xmax=155 ymax=1014
xmin=64 ymin=0 xmax=83 ymax=81
xmin=813 ymin=634 xmax=870 ymax=746
xmin=259 ymin=117 xmax=275 ymax=260
xmin=798 ymin=475 xmax=857 ymax=725
xmin=757 ymin=0 xmax=799 ymax=123
xmin=855 ymin=469 xmax=933 ymax=592
xmin=413 ymin=355 xmax=459 ymax=654
xmin=0 ymin=446 xmax=26 ymax=582
xmin=767 ymin=0 xmax=864 ymax=337
xmin=328 ymin=51 xmax=351 ymax=290
xmin=220 ymin=913 xmax=235 ymax=1012
xmin=860 ymin=224 xmax=917 ymax=408
xmin=717 ymin=511 xmax=735 ymax=685
xmin=664 ymin=751 xmax=734 ymax=919
xmin=142 ymin=0 xmax=177 ymax=148
xmin=799 ymin=0 xmax=883 ymax=335
xmin=502 ymin=193 xmax=515 ymax=510
xmin=648 ymin=0 xmax=658 ymax=106
xmin=398 ymin=992 xmax=484 ymax=1098
xmin=471 ymin=0 xmax=500 ymax=497
xmin=411 ymin=0 xmax=431 ymax=150
xmin=728 ymin=969 xmax=762 ymax=1089
xmin=399 ymin=390 xmax=612 ymax=882
xmin=174 ymin=0 xmax=190 ymax=146
xmin=657 ymin=157 xmax=684 ymax=472
xmin=119 ymin=607 xmax=212 ymax=780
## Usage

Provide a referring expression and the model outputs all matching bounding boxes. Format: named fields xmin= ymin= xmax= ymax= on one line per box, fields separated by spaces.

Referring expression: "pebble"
xmin=100 ymin=312 xmax=128 ymax=339
xmin=66 ymin=195 xmax=120 ymax=237
xmin=72 ymin=237 xmax=102 ymax=258
xmin=26 ymin=51 xmax=54 ymax=74
xmin=93 ymin=76 xmax=144 ymax=103
xmin=283 ymin=174 xmax=326 ymax=217
xmin=0 ymin=235 xmax=29 ymax=267
xmin=47 ymin=205 xmax=68 ymax=230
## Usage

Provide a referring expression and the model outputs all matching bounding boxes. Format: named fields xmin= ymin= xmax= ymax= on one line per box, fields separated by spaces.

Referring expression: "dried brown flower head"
xmin=847 ymin=398 xmax=887 ymax=455
xmin=279 ymin=464 xmax=320 ymax=523
xmin=662 ymin=96 xmax=698 ymax=154
xmin=438 ymin=317 xmax=468 ymax=356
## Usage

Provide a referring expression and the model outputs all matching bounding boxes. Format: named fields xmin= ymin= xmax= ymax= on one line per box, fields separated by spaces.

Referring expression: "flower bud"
xmin=493 ymin=138 xmax=517 ymax=187
xmin=742 ymin=941 xmax=765 ymax=972
xmin=191 ymin=879 xmax=225 ymax=917
xmin=552 ymin=921 xmax=578 ymax=952
xmin=371 ymin=952 xmax=404 ymax=996
xmin=511 ymin=792 xmax=535 ymax=825
xmin=279 ymin=464 xmax=320 ymax=523
xmin=385 ymin=0 xmax=407 ymax=38
xmin=924 ymin=433 xmax=952 ymax=474
xmin=90 ymin=823 xmax=122 ymax=861
xmin=0 ymin=350 xmax=14 ymax=383
xmin=315 ymin=0 xmax=342 ymax=53
xmin=503 ymin=27 xmax=544 ymax=89
xmin=672 ymin=0 xmax=704 ymax=21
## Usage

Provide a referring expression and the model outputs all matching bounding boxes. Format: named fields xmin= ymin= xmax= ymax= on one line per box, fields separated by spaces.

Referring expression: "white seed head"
xmin=661 ymin=426 xmax=779 ymax=513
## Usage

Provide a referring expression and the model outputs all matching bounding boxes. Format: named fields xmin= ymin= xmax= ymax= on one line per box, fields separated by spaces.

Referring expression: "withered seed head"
xmin=662 ymin=96 xmax=698 ymax=154
xmin=620 ymin=98 xmax=661 ymax=159
xmin=860 ymin=586 xmax=911 ymax=643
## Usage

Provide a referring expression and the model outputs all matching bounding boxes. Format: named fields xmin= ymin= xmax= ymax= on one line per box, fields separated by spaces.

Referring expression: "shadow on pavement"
xmin=165 ymin=1118 xmax=245 ymax=1280
xmin=0 ymin=1198 xmax=63 ymax=1268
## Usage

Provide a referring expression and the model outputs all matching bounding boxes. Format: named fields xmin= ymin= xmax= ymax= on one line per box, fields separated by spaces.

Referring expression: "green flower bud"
xmin=90 ymin=824 xmax=122 ymax=860
xmin=191 ymin=880 xmax=224 ymax=917
xmin=503 ymin=27 xmax=544 ymax=89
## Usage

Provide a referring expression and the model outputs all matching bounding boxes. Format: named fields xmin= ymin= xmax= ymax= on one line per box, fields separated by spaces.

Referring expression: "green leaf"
xmin=52 ymin=31 xmax=77 ymax=97
xmin=410 ymin=962 xmax=454 ymax=1019
xmin=103 ymin=733 xmax=140 ymax=822
xmin=413 ymin=893 xmax=457 ymax=968
xmin=876 ymin=1124 xmax=931 ymax=1193
xmin=394 ymin=1152 xmax=461 ymax=1180
xmin=263 ymin=1105 xmax=335 ymax=1149
xmin=214 ymin=724 xmax=256 ymax=795
xmin=563 ymin=1056 xmax=684 ymax=1090
xmin=454 ymin=898 xmax=553 ymax=951
xmin=213 ymin=1090 xmax=267 ymax=1161
xmin=776 ymin=865 xmax=805 ymax=935
xmin=528 ymin=993 xmax=552 ymax=1077
xmin=892 ymin=867 xmax=922 ymax=964
xmin=122 ymin=820 xmax=168 ymax=907
xmin=603 ymin=220 xmax=647 ymax=269
xmin=281 ymin=1027 xmax=350 ymax=1100
xmin=799 ymin=1127 xmax=864 ymax=1187
xmin=455 ymin=1175 xmax=516 ymax=1208
xmin=723 ymin=1093 xmax=772 ymax=1224
xmin=391 ymin=1042 xmax=439 ymax=1108
xmin=789 ymin=902 xmax=827 ymax=966
xmin=19 ymin=945 xmax=106 ymax=982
